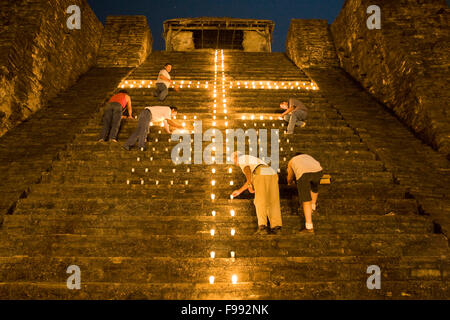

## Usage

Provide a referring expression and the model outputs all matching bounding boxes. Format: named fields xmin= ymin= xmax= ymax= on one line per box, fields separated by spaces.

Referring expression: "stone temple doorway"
xmin=163 ymin=18 xmax=274 ymax=52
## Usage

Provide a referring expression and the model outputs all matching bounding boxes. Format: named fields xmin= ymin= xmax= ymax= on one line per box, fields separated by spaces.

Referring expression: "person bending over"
xmin=231 ymin=152 xmax=282 ymax=235
xmin=122 ymin=106 xmax=182 ymax=151
xmin=287 ymin=152 xmax=323 ymax=234
xmin=99 ymin=90 xmax=133 ymax=142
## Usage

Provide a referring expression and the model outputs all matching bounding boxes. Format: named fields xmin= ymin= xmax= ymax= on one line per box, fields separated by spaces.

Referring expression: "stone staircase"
xmin=0 ymin=51 xmax=448 ymax=299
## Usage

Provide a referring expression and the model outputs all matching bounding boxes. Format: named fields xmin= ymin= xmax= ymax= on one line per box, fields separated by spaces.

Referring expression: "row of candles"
xmin=119 ymin=79 xmax=318 ymax=91
xmin=209 ymin=50 xmax=237 ymax=285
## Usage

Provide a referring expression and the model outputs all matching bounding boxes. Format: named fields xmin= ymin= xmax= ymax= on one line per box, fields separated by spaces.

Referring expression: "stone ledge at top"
xmin=96 ymin=16 xmax=153 ymax=68
xmin=286 ymin=19 xmax=340 ymax=69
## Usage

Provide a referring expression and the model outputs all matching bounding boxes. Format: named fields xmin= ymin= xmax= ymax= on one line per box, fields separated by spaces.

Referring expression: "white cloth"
xmin=237 ymin=155 xmax=275 ymax=175
xmin=156 ymin=69 xmax=171 ymax=88
xmin=290 ymin=154 xmax=322 ymax=180
xmin=145 ymin=106 xmax=171 ymax=123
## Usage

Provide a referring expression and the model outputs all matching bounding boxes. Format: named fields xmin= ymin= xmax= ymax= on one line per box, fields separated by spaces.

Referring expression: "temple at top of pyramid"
xmin=163 ymin=17 xmax=275 ymax=51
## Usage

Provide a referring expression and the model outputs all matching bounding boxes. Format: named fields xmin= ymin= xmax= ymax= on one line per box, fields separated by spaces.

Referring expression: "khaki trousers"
xmin=252 ymin=166 xmax=282 ymax=228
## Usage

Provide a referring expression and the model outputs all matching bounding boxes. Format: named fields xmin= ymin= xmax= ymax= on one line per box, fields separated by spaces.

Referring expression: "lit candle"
xmin=232 ymin=275 xmax=237 ymax=284
xmin=131 ymin=168 xmax=135 ymax=172
xmin=231 ymin=229 xmax=236 ymax=236
xmin=210 ymin=229 xmax=215 ymax=236
xmin=230 ymin=251 xmax=235 ymax=258
xmin=209 ymin=276 xmax=215 ymax=284
xmin=210 ymin=251 xmax=215 ymax=258
xmin=211 ymin=194 xmax=215 ymax=200
xmin=211 ymin=210 xmax=216 ymax=216
xmin=211 ymin=180 xmax=216 ymax=186
xmin=126 ymin=180 xmax=130 ymax=185
xmin=230 ymin=209 xmax=235 ymax=216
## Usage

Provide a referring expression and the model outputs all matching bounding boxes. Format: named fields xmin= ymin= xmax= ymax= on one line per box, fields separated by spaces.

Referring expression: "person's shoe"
xmin=254 ymin=225 xmax=269 ymax=235
xmin=97 ymin=139 xmax=106 ymax=143
xmin=270 ymin=226 xmax=282 ymax=235
xmin=110 ymin=139 xmax=118 ymax=143
xmin=298 ymin=121 xmax=306 ymax=128
xmin=122 ymin=145 xmax=131 ymax=151
xmin=297 ymin=228 xmax=314 ymax=234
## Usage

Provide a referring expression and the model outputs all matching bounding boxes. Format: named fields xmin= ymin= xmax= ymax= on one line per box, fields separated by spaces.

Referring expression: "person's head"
xmin=280 ymin=101 xmax=288 ymax=109
xmin=170 ymin=106 xmax=178 ymax=116
xmin=118 ymin=89 xmax=129 ymax=96
xmin=164 ymin=63 xmax=172 ymax=72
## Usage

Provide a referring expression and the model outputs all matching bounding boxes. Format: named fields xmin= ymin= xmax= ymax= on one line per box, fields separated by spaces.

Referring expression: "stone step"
xmin=1 ymin=280 xmax=447 ymax=299
xmin=0 ymin=234 xmax=446 ymax=257
xmin=2 ymin=214 xmax=433 ymax=235
xmin=23 ymin=183 xmax=403 ymax=200
xmin=1 ymin=256 xmax=447 ymax=283
xmin=13 ymin=198 xmax=418 ymax=216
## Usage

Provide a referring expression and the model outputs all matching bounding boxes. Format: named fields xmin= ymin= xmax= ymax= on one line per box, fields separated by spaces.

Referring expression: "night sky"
xmin=86 ymin=0 xmax=346 ymax=52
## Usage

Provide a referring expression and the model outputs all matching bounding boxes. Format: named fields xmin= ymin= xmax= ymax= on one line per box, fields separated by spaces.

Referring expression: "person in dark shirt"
xmin=280 ymin=98 xmax=308 ymax=134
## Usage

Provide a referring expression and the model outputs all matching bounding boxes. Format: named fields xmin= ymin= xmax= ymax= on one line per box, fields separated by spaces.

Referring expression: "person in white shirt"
xmin=287 ymin=152 xmax=323 ymax=233
xmin=122 ymin=106 xmax=182 ymax=151
xmin=231 ymin=152 xmax=282 ymax=235
xmin=153 ymin=63 xmax=179 ymax=101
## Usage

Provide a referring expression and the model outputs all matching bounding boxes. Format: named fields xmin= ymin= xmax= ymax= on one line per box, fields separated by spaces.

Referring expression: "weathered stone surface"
xmin=96 ymin=16 xmax=153 ymax=67
xmin=286 ymin=19 xmax=339 ymax=68
xmin=330 ymin=0 xmax=450 ymax=157
xmin=0 ymin=0 xmax=103 ymax=138
xmin=0 ymin=50 xmax=447 ymax=299
xmin=243 ymin=31 xmax=270 ymax=52
xmin=304 ymin=66 xmax=450 ymax=240
xmin=170 ymin=32 xmax=195 ymax=51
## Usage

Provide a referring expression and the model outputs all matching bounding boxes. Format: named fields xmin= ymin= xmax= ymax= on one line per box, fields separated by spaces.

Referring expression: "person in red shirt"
xmin=99 ymin=90 xmax=133 ymax=142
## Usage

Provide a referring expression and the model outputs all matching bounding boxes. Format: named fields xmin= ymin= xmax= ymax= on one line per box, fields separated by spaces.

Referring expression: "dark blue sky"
xmin=87 ymin=0 xmax=345 ymax=52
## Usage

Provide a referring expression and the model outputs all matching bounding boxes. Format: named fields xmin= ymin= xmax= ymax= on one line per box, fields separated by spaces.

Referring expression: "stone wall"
xmin=286 ymin=19 xmax=339 ymax=68
xmin=170 ymin=31 xmax=195 ymax=51
xmin=331 ymin=0 xmax=450 ymax=157
xmin=243 ymin=31 xmax=270 ymax=52
xmin=96 ymin=16 xmax=153 ymax=67
xmin=0 ymin=0 xmax=103 ymax=137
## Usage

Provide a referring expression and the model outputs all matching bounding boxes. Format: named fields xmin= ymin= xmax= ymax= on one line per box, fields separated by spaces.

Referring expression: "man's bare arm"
xmin=287 ymin=161 xmax=295 ymax=185
xmin=126 ymin=95 xmax=133 ymax=119
xmin=166 ymin=119 xmax=183 ymax=129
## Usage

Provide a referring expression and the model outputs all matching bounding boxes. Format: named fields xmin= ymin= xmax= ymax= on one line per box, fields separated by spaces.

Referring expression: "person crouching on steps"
xmin=231 ymin=152 xmax=282 ymax=235
xmin=99 ymin=90 xmax=133 ymax=143
xmin=280 ymin=98 xmax=308 ymax=134
xmin=122 ymin=106 xmax=182 ymax=151
xmin=153 ymin=63 xmax=179 ymax=101
xmin=287 ymin=152 xmax=323 ymax=234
